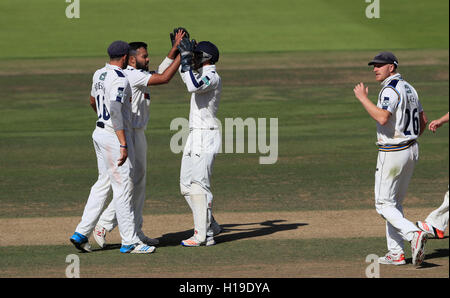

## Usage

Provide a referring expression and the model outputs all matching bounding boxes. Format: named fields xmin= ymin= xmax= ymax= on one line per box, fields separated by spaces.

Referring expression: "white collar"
xmin=381 ymin=73 xmax=402 ymax=86
xmin=106 ymin=63 xmax=123 ymax=71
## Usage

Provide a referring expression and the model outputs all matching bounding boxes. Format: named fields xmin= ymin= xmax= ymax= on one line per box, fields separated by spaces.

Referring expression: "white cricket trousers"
xmin=75 ymin=127 xmax=139 ymax=246
xmin=425 ymin=187 xmax=449 ymax=232
xmin=180 ymin=129 xmax=221 ymax=238
xmin=97 ymin=127 xmax=147 ymax=239
xmin=374 ymin=142 xmax=420 ymax=254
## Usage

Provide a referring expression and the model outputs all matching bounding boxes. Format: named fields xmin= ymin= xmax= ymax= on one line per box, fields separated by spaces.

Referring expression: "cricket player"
xmin=177 ymin=38 xmax=223 ymax=246
xmin=70 ymin=41 xmax=154 ymax=254
xmin=92 ymin=29 xmax=186 ymax=248
xmin=416 ymin=112 xmax=449 ymax=239
xmin=353 ymin=51 xmax=430 ymax=266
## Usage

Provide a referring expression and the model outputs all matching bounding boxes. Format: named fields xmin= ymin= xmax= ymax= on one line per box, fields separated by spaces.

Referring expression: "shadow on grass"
xmin=405 ymin=247 xmax=449 ymax=269
xmin=158 ymin=219 xmax=308 ymax=247
xmin=427 ymin=247 xmax=449 ymax=260
xmin=91 ymin=243 xmax=121 ymax=252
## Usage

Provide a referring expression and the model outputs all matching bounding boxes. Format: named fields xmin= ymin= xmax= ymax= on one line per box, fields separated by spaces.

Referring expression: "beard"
xmin=136 ymin=59 xmax=149 ymax=71
xmin=121 ymin=55 xmax=129 ymax=69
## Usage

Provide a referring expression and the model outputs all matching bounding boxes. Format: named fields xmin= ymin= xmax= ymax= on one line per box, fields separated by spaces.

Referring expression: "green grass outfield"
xmin=0 ymin=50 xmax=448 ymax=218
xmin=0 ymin=0 xmax=448 ymax=59
xmin=0 ymin=0 xmax=448 ymax=279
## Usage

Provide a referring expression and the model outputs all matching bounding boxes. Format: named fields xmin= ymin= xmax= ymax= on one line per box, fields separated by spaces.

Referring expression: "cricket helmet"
xmin=194 ymin=41 xmax=219 ymax=64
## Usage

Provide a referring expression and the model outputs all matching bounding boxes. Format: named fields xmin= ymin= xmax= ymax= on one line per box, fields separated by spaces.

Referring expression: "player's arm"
xmin=161 ymin=27 xmax=190 ymax=68
xmin=429 ymin=112 xmax=449 ymax=132
xmin=155 ymin=36 xmax=180 ymax=74
xmin=109 ymin=78 xmax=129 ymax=166
xmin=181 ymin=70 xmax=219 ymax=94
xmin=165 ymin=32 xmax=185 ymax=61
xmin=147 ymin=55 xmax=181 ymax=86
xmin=418 ymin=111 xmax=428 ymax=136
xmin=109 ymin=101 xmax=128 ymax=166
xmin=89 ymin=79 xmax=97 ymax=113
xmin=108 ymin=97 xmax=129 ymax=167
xmin=353 ymin=82 xmax=390 ymax=125
xmin=156 ymin=57 xmax=174 ymax=74
xmin=147 ymin=30 xmax=185 ymax=85
xmin=114 ymin=128 xmax=128 ymax=167
xmin=89 ymin=96 xmax=97 ymax=113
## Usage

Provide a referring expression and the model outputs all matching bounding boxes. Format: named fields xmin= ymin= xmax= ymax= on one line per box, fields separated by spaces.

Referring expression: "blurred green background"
xmin=0 ymin=0 xmax=447 ymax=59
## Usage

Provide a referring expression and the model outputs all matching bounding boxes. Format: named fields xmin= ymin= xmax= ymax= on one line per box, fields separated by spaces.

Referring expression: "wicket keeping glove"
xmin=178 ymin=38 xmax=195 ymax=72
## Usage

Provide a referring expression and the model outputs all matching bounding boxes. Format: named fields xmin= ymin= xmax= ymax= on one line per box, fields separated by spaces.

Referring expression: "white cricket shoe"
xmin=181 ymin=236 xmax=206 ymax=247
xmin=93 ymin=225 xmax=107 ymax=248
xmin=378 ymin=252 xmax=406 ymax=265
xmin=120 ymin=243 xmax=156 ymax=254
xmin=411 ymin=231 xmax=427 ymax=266
xmin=206 ymin=236 xmax=216 ymax=246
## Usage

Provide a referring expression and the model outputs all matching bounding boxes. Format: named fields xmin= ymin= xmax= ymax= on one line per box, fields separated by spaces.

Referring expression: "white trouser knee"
xmin=180 ymin=183 xmax=193 ymax=210
xmin=376 ymin=203 xmax=418 ymax=242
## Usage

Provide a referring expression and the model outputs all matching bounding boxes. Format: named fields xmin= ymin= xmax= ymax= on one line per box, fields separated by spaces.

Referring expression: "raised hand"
xmin=170 ymin=27 xmax=190 ymax=46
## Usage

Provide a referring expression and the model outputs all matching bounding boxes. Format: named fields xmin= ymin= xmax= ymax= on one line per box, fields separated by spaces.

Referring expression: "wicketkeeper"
xmin=177 ymin=36 xmax=223 ymax=246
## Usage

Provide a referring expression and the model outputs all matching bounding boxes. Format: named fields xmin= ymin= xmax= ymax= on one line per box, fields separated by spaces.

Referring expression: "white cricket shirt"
xmin=124 ymin=65 xmax=152 ymax=129
xmin=123 ymin=57 xmax=174 ymax=129
xmin=180 ymin=65 xmax=222 ymax=129
xmin=376 ymin=73 xmax=423 ymax=146
xmin=90 ymin=63 xmax=132 ymax=132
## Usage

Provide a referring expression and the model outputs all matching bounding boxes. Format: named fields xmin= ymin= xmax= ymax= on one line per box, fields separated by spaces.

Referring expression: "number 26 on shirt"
xmin=403 ymin=108 xmax=419 ymax=136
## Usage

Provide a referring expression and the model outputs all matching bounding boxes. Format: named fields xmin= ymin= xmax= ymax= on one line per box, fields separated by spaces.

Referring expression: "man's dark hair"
xmin=110 ymin=56 xmax=125 ymax=61
xmin=129 ymin=42 xmax=148 ymax=56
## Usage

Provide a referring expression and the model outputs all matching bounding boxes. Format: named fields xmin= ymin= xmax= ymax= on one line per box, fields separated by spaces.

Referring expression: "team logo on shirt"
xmin=405 ymin=85 xmax=412 ymax=94
xmin=201 ymin=76 xmax=210 ymax=86
xmin=381 ymin=97 xmax=390 ymax=110
xmin=94 ymin=82 xmax=104 ymax=92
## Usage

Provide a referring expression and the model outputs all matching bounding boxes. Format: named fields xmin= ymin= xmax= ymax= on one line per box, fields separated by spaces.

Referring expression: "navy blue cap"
xmin=107 ymin=40 xmax=130 ymax=58
xmin=368 ymin=51 xmax=398 ymax=67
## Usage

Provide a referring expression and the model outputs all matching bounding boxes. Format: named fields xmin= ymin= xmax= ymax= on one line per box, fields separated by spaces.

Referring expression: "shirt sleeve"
xmin=109 ymin=101 xmax=124 ymax=131
xmin=108 ymin=77 xmax=129 ymax=131
xmin=180 ymin=69 xmax=219 ymax=94
xmin=108 ymin=77 xmax=129 ymax=104
xmin=378 ymin=87 xmax=400 ymax=114
xmin=178 ymin=65 xmax=186 ymax=83
xmin=130 ymin=70 xmax=152 ymax=87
